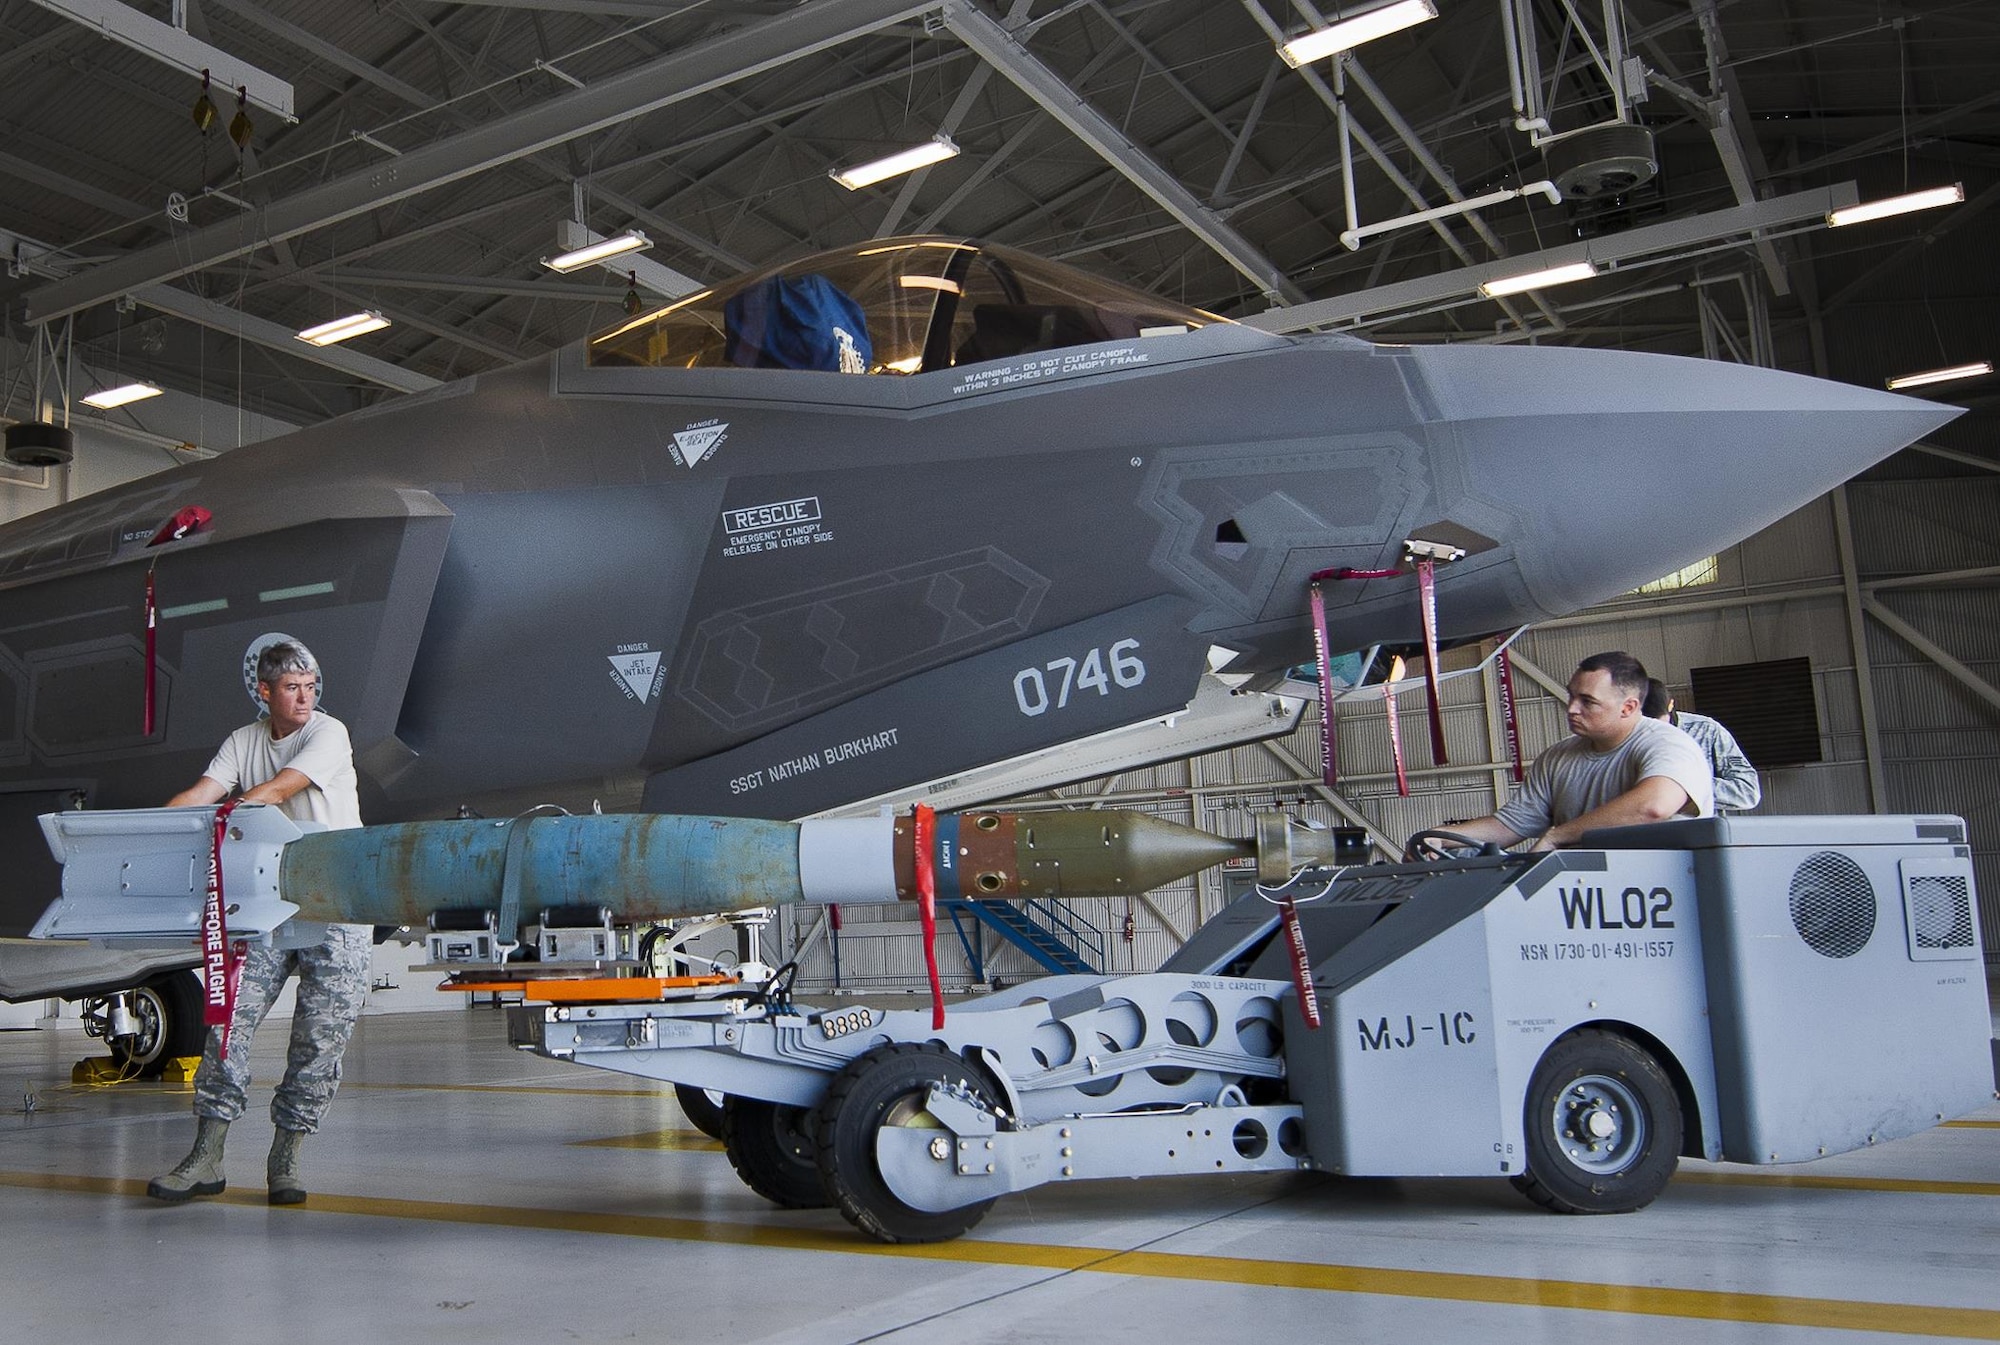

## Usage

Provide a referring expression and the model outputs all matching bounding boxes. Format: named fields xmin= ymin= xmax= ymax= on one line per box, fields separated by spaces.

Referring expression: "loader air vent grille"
xmin=1907 ymin=875 xmax=1975 ymax=952
xmin=1788 ymin=852 xmax=1876 ymax=959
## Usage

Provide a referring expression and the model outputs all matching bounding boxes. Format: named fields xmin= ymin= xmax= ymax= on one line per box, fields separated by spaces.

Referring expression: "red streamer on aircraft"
xmin=1278 ymin=895 xmax=1321 ymax=1030
xmin=827 ymin=902 xmax=843 ymax=988
xmin=1385 ymin=676 xmax=1410 ymax=797
xmin=1307 ymin=580 xmax=1336 ymax=787
xmin=142 ymin=507 xmax=210 ymax=738
xmin=143 ymin=569 xmax=157 ymax=736
xmin=1306 ymin=566 xmax=1402 ymax=789
xmin=147 ymin=505 xmax=212 ymax=546
xmin=203 ymin=799 xmax=244 ymax=1049
xmin=1416 ymin=557 xmax=1449 ymax=765
xmin=1496 ymin=646 xmax=1525 ymax=783
xmin=911 ymin=804 xmax=945 ymax=1029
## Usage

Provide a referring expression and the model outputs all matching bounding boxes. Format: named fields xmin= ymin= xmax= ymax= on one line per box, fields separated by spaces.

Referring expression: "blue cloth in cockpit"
xmin=723 ymin=274 xmax=873 ymax=372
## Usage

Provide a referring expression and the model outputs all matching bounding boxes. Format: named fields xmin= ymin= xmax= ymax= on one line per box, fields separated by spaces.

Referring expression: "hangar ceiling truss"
xmin=0 ymin=0 xmax=1988 ymax=468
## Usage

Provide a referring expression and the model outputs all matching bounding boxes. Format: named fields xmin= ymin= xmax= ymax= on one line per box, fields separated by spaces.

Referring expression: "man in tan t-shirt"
xmin=1450 ymin=651 xmax=1714 ymax=852
xmin=147 ymin=641 xmax=371 ymax=1207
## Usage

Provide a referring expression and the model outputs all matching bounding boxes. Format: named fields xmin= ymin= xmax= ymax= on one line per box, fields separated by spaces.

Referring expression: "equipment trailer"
xmin=30 ymin=805 xmax=1994 ymax=1243
xmin=500 ymin=814 xmax=1995 ymax=1243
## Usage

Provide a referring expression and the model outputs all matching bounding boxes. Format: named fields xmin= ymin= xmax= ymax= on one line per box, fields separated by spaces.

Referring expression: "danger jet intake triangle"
xmin=610 ymin=650 xmax=663 ymax=702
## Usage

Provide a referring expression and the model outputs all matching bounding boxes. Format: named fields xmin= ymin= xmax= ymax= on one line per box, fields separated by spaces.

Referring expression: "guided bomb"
xmin=32 ymin=805 xmax=1367 ymax=945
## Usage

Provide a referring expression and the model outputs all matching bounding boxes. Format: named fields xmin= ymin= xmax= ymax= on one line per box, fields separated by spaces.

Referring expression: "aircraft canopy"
xmin=586 ymin=236 xmax=1223 ymax=374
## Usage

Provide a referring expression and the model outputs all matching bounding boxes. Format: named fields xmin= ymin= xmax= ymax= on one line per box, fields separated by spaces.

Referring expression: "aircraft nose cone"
xmin=1399 ymin=345 xmax=1962 ymax=616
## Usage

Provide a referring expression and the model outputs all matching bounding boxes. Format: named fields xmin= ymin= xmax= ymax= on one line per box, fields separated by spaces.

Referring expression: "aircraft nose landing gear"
xmin=79 ymin=971 xmax=205 ymax=1079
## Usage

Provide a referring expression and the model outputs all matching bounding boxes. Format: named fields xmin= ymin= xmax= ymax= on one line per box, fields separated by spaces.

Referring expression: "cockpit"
xmin=586 ymin=236 xmax=1225 ymax=373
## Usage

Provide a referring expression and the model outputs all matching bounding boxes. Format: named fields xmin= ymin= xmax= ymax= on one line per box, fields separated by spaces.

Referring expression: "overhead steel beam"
xmin=1790 ymin=88 xmax=2000 ymax=177
xmin=0 ymin=149 xmax=147 ymax=221
xmin=334 ymin=267 xmax=625 ymax=303
xmin=940 ymin=0 xmax=1305 ymax=305
xmin=1243 ymin=182 xmax=1860 ymax=333
xmin=589 ymin=183 xmax=752 ymax=275
xmin=441 ymin=0 xmax=797 ymax=14
xmin=133 ymin=284 xmax=441 ymax=394
xmin=1687 ymin=0 xmax=1787 ymax=295
xmin=204 ymin=0 xmax=434 ymax=109
xmin=1214 ymin=58 xmax=1281 ymax=202
xmin=25 ymin=0 xmax=939 ymax=323
xmin=3 ymin=223 xmax=436 ymax=394
xmin=869 ymin=0 xmax=1033 ymax=238
xmin=26 ymin=0 xmax=296 ymax=119
xmin=874 ymin=61 xmax=999 ymax=238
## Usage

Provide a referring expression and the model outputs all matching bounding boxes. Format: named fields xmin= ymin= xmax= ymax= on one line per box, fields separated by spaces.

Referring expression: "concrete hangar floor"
xmin=1 ymin=998 xmax=1995 ymax=1345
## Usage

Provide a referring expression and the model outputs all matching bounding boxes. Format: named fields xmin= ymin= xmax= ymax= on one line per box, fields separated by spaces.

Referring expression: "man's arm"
xmin=168 ymin=768 xmax=314 ymax=808
xmin=1441 ymin=815 xmax=1530 ymax=849
xmin=1538 ymin=776 xmax=1691 ymax=851
xmin=166 ymin=777 xmax=230 ymax=807
xmin=238 ymin=767 xmax=314 ymax=808
xmin=1709 ymin=737 xmax=1761 ymax=810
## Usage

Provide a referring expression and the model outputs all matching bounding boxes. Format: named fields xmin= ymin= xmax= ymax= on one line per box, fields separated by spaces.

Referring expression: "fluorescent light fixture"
xmin=897 ymin=275 xmax=962 ymax=294
xmin=1886 ymin=360 xmax=1992 ymax=390
xmin=81 ymin=382 xmax=164 ymax=409
xmin=1479 ymin=260 xmax=1599 ymax=298
xmin=1827 ymin=183 xmax=1963 ymax=228
xmin=296 ymin=311 xmax=390 ymax=346
xmin=830 ymin=135 xmax=960 ymax=191
xmin=883 ymin=355 xmax=924 ymax=373
xmin=1279 ymin=0 xmax=1437 ymax=66
xmin=543 ymin=229 xmax=652 ymax=272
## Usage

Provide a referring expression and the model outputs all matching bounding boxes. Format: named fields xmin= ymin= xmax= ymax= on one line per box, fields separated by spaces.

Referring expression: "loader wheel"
xmin=1512 ymin=1030 xmax=1681 ymax=1214
xmin=721 ymin=1097 xmax=827 ymax=1208
xmin=813 ymin=1043 xmax=1002 ymax=1244
xmin=674 ymin=1083 xmax=727 ymax=1140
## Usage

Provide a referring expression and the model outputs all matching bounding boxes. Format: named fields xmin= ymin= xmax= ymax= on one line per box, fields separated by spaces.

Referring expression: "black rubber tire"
xmin=1511 ymin=1030 xmax=1681 ymax=1214
xmin=721 ymin=1096 xmax=828 ymax=1208
xmin=812 ymin=1043 xmax=1001 ymax=1244
xmin=107 ymin=971 xmax=207 ymax=1078
xmin=675 ymin=1082 xmax=728 ymax=1140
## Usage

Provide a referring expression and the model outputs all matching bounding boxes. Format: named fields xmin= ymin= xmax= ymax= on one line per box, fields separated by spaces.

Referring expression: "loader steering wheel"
xmin=1403 ymin=828 xmax=1503 ymax=863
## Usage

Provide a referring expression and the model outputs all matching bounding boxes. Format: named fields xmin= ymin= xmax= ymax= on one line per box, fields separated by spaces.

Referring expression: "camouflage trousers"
xmin=193 ymin=924 xmax=371 ymax=1133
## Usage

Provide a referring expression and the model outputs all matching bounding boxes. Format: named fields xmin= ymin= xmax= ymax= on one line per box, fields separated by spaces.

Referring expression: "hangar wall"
xmin=781 ymin=475 xmax=2000 ymax=993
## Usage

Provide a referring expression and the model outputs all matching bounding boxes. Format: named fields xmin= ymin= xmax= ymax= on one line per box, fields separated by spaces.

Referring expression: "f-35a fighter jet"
xmin=0 ymin=236 xmax=1958 ymax=1008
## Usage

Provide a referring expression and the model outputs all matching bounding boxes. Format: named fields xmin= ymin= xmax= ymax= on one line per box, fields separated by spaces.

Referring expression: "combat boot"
xmin=267 ymin=1127 xmax=309 ymax=1205
xmin=147 ymin=1116 xmax=228 ymax=1201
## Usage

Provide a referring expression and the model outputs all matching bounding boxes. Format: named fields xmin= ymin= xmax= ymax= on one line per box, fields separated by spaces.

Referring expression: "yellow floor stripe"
xmin=1676 ymin=1171 xmax=2000 ymax=1199
xmin=344 ymin=1080 xmax=671 ymax=1098
xmin=1943 ymin=1120 xmax=2000 ymax=1130
xmin=571 ymin=1128 xmax=722 ymax=1152
xmin=1 ymin=1169 xmax=1995 ymax=1339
